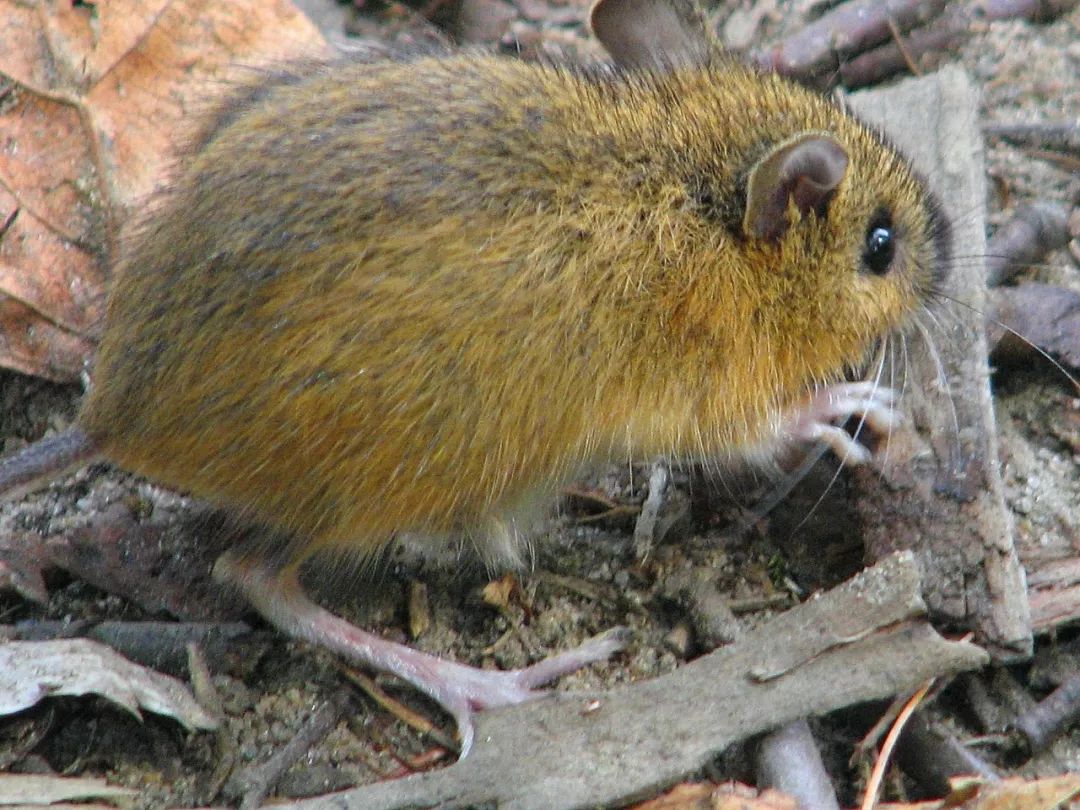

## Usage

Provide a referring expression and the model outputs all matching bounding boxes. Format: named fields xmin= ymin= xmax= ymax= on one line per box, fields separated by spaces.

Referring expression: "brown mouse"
xmin=0 ymin=0 xmax=949 ymax=754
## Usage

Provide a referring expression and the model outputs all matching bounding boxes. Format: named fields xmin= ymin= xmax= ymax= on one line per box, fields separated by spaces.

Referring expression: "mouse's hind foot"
xmin=215 ymin=553 xmax=626 ymax=756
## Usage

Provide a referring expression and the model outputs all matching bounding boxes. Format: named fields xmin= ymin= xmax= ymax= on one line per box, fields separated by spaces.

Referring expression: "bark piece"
xmin=848 ymin=67 xmax=1031 ymax=659
xmin=1026 ymin=558 xmax=1080 ymax=633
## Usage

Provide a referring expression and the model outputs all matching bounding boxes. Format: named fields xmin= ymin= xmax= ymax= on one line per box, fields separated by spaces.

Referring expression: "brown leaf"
xmin=630 ymin=782 xmax=715 ymax=810
xmin=482 ymin=573 xmax=520 ymax=610
xmin=947 ymin=774 xmax=1080 ymax=810
xmin=630 ymin=782 xmax=802 ymax=810
xmin=0 ymin=0 xmax=328 ymax=382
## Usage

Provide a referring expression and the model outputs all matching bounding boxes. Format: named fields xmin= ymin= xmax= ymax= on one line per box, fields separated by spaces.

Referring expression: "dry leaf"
xmin=626 ymin=781 xmax=717 ymax=807
xmin=0 ymin=0 xmax=329 ymax=381
xmin=409 ymin=580 xmax=431 ymax=639
xmin=630 ymin=782 xmax=715 ymax=810
xmin=0 ymin=638 xmax=218 ymax=731
xmin=948 ymin=774 xmax=1080 ymax=810
xmin=712 ymin=786 xmax=800 ymax=810
xmin=482 ymin=573 xmax=520 ymax=610
xmin=0 ymin=773 xmax=135 ymax=806
xmin=631 ymin=782 xmax=801 ymax=810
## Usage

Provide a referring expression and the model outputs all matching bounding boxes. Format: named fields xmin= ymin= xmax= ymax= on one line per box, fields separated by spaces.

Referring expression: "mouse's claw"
xmin=784 ymin=382 xmax=900 ymax=464
xmin=430 ymin=626 xmax=629 ymax=755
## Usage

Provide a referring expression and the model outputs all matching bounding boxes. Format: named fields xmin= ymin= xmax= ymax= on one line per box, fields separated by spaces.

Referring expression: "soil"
xmin=0 ymin=1 xmax=1077 ymax=807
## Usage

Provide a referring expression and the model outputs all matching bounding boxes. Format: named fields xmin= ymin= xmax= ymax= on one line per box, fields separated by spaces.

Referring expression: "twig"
xmin=984 ymin=121 xmax=1080 ymax=155
xmin=861 ymin=681 xmax=933 ymax=810
xmin=341 ymin=665 xmax=458 ymax=752
xmin=885 ymin=16 xmax=921 ymax=77
xmin=1011 ymin=671 xmax=1080 ymax=754
xmin=561 ymin=486 xmax=620 ymax=511
xmin=895 ymin=715 xmax=999 ymax=795
xmin=752 ymin=0 xmax=950 ymax=85
xmin=186 ymin=642 xmax=225 ymax=722
xmin=757 ymin=720 xmax=840 ymax=810
xmin=979 ymin=0 xmax=1080 ymax=22
xmin=225 ymin=688 xmax=353 ymax=810
xmin=203 ymin=720 xmax=240 ymax=806
xmin=535 ymin=570 xmax=621 ymax=607
xmin=838 ymin=8 xmax=966 ymax=88
xmin=1019 ymin=149 xmax=1080 ymax=173
xmin=756 ymin=0 xmax=1079 ymax=90
xmin=0 ymin=206 xmax=18 ymax=239
xmin=987 ymin=283 xmax=1080 ymax=372
xmin=633 ymin=462 xmax=669 ymax=559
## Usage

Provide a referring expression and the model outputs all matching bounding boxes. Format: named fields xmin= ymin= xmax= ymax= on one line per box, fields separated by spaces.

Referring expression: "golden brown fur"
xmin=81 ymin=54 xmax=946 ymax=563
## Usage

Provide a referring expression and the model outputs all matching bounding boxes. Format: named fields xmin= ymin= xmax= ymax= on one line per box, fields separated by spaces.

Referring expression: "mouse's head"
xmin=589 ymin=0 xmax=950 ymax=413
xmin=725 ymin=107 xmax=951 ymax=390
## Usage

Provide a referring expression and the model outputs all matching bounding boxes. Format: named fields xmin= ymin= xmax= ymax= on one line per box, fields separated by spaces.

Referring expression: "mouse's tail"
xmin=0 ymin=427 xmax=101 ymax=502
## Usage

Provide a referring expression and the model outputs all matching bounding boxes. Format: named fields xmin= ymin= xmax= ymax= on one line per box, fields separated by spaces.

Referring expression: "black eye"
xmin=862 ymin=214 xmax=895 ymax=276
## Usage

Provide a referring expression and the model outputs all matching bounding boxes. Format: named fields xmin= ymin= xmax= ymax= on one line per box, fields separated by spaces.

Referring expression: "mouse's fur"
xmin=77 ymin=52 xmax=947 ymax=565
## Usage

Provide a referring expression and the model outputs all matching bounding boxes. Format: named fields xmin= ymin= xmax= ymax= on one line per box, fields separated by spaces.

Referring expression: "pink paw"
xmin=784 ymin=382 xmax=900 ymax=464
xmin=425 ymin=627 xmax=628 ymax=755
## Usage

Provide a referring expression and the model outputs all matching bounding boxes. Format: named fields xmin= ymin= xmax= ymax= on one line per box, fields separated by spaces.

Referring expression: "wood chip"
xmin=0 ymin=638 xmax=218 ymax=732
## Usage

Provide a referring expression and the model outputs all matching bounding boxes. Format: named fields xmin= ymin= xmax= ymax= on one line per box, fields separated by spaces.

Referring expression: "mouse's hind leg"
xmin=214 ymin=552 xmax=625 ymax=756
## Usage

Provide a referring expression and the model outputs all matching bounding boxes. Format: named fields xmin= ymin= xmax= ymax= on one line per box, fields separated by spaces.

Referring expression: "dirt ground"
xmin=0 ymin=1 xmax=1078 ymax=808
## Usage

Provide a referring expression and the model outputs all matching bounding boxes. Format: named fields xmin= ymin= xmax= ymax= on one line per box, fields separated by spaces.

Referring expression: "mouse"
xmin=0 ymin=0 xmax=949 ymax=755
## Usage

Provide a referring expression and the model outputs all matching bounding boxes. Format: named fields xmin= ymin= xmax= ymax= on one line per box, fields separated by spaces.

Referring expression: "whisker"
xmin=936 ymin=293 xmax=1080 ymax=394
xmin=897 ymin=331 xmax=911 ymax=407
xmin=848 ymin=341 xmax=888 ymax=451
xmin=786 ymin=448 xmax=845 ymax=538
xmin=912 ymin=313 xmax=963 ymax=466
xmin=785 ymin=354 xmax=891 ymax=536
xmin=743 ymin=442 xmax=828 ymax=529
xmin=882 ymin=336 xmax=897 ymax=468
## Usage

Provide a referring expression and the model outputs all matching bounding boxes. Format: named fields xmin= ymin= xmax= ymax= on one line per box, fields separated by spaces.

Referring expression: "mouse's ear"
xmin=743 ymin=134 xmax=849 ymax=242
xmin=590 ymin=0 xmax=712 ymax=70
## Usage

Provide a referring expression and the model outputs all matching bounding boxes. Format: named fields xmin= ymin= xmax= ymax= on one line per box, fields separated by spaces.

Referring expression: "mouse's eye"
xmin=862 ymin=212 xmax=895 ymax=275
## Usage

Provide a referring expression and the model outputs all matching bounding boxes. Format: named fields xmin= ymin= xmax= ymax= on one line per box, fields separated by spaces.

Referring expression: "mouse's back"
xmin=80 ymin=0 xmax=946 ymax=562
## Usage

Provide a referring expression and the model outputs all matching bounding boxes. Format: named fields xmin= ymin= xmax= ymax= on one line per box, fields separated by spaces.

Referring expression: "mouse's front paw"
xmin=784 ymin=382 xmax=900 ymax=464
